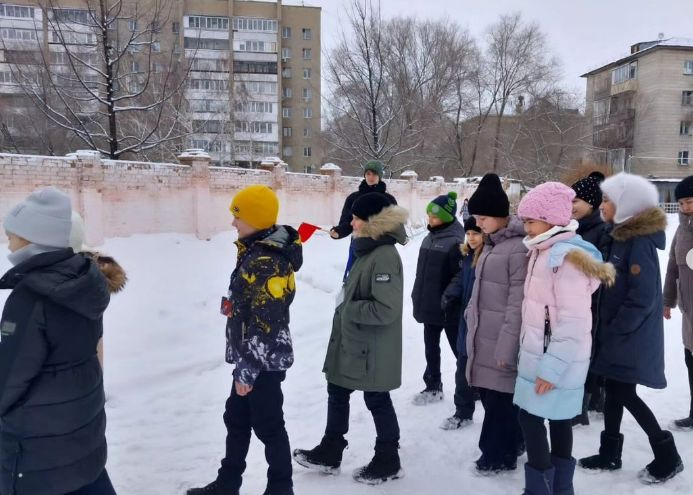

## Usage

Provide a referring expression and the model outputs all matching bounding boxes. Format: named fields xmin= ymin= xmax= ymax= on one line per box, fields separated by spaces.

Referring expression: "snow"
xmin=320 ymin=163 xmax=342 ymax=171
xmin=0 ymin=217 xmax=691 ymax=494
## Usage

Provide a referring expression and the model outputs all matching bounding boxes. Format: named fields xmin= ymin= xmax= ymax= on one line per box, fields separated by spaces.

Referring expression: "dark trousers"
xmin=585 ymin=372 xmax=605 ymax=395
xmin=686 ymin=349 xmax=693 ymax=417
xmin=423 ymin=323 xmax=459 ymax=389
xmin=325 ymin=382 xmax=400 ymax=445
xmin=603 ymin=378 xmax=664 ymax=440
xmin=454 ymin=355 xmax=475 ymax=419
xmin=518 ymin=409 xmax=573 ymax=471
xmin=65 ymin=470 xmax=116 ymax=495
xmin=218 ymin=371 xmax=292 ymax=493
xmin=478 ymin=388 xmax=521 ymax=466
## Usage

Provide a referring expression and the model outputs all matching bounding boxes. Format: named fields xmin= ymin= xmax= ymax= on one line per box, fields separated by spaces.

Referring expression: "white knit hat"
xmin=3 ymin=187 xmax=73 ymax=248
xmin=600 ymin=173 xmax=659 ymax=224
xmin=69 ymin=211 xmax=85 ymax=252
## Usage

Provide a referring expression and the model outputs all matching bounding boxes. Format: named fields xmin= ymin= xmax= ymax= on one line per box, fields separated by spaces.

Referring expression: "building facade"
xmin=0 ymin=0 xmax=321 ymax=171
xmin=583 ymin=38 xmax=693 ymax=179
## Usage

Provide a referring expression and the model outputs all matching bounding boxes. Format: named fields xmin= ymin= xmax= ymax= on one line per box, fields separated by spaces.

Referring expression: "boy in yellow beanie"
xmin=189 ymin=185 xmax=303 ymax=495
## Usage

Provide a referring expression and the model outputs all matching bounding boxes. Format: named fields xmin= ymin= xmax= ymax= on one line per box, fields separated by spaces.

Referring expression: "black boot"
xmin=186 ymin=481 xmax=238 ymax=495
xmin=637 ymin=431 xmax=684 ymax=484
xmin=578 ymin=431 xmax=623 ymax=471
xmin=292 ymin=435 xmax=348 ymax=475
xmin=571 ymin=394 xmax=591 ymax=427
xmin=262 ymin=490 xmax=294 ymax=495
xmin=352 ymin=442 xmax=404 ymax=485
xmin=671 ymin=416 xmax=693 ymax=431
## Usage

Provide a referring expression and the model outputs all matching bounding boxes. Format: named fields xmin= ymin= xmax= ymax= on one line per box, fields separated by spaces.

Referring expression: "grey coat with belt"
xmin=663 ymin=212 xmax=693 ymax=352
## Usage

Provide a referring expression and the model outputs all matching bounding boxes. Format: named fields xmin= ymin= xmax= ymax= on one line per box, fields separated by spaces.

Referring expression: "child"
xmin=514 ymin=182 xmax=614 ymax=495
xmin=294 ymin=193 xmax=408 ymax=485
xmin=189 ymin=185 xmax=302 ymax=495
xmin=441 ymin=216 xmax=484 ymax=430
xmin=579 ymin=173 xmax=684 ymax=485
xmin=0 ymin=187 xmax=123 ymax=495
xmin=465 ymin=173 xmax=528 ymax=474
xmin=663 ymin=174 xmax=693 ymax=430
xmin=570 ymin=171 xmax=611 ymax=425
xmin=411 ymin=192 xmax=466 ymax=405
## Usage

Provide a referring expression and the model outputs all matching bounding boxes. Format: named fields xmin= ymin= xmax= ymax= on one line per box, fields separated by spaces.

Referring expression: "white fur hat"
xmin=600 ymin=173 xmax=659 ymax=224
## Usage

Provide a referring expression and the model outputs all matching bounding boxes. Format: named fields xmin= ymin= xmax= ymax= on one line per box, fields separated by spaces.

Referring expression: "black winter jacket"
xmin=332 ymin=181 xmax=397 ymax=239
xmin=0 ymin=249 xmax=125 ymax=495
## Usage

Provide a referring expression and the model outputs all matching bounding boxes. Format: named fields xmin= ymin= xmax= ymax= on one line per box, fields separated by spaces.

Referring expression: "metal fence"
xmin=660 ymin=203 xmax=679 ymax=214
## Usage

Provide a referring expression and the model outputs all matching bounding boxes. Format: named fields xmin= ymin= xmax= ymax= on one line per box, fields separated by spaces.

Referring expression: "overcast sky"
xmin=286 ymin=0 xmax=692 ymax=93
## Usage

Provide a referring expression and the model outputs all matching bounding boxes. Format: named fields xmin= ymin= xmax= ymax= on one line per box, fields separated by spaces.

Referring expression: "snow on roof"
xmin=583 ymin=37 xmax=693 ymax=77
xmin=65 ymin=149 xmax=101 ymax=158
xmin=320 ymin=163 xmax=341 ymax=170
xmin=400 ymin=170 xmax=418 ymax=177
xmin=178 ymin=149 xmax=211 ymax=160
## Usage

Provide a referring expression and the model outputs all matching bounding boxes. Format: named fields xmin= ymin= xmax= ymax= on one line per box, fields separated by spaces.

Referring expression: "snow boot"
xmin=412 ymin=384 xmax=444 ymax=405
xmin=578 ymin=431 xmax=623 ymax=472
xmin=186 ymin=481 xmax=238 ymax=495
xmin=571 ymin=393 xmax=591 ymax=427
xmin=474 ymin=454 xmax=517 ymax=476
xmin=261 ymin=489 xmax=293 ymax=495
xmin=292 ymin=435 xmax=348 ymax=475
xmin=352 ymin=442 xmax=404 ymax=485
xmin=551 ymin=456 xmax=576 ymax=495
xmin=670 ymin=416 xmax=693 ymax=431
xmin=440 ymin=410 xmax=473 ymax=430
xmin=521 ymin=464 xmax=554 ymax=495
xmin=637 ymin=431 xmax=684 ymax=485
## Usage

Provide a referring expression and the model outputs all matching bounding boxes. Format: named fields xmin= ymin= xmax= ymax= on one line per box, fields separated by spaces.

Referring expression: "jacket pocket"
xmin=340 ymin=340 xmax=369 ymax=380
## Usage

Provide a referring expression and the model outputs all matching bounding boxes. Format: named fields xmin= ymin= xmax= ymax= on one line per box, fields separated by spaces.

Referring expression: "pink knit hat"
xmin=518 ymin=182 xmax=576 ymax=226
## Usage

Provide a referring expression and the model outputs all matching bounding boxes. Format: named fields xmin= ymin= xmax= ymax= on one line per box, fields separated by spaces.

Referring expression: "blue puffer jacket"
xmin=444 ymin=245 xmax=478 ymax=356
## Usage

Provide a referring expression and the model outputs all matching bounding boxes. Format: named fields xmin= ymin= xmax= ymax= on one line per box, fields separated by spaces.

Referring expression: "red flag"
xmin=298 ymin=223 xmax=324 ymax=243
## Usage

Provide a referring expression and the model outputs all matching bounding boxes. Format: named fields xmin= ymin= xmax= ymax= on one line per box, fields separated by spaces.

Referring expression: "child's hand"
xmin=535 ymin=378 xmax=554 ymax=395
xmin=663 ymin=307 xmax=672 ymax=320
xmin=235 ymin=381 xmax=253 ymax=396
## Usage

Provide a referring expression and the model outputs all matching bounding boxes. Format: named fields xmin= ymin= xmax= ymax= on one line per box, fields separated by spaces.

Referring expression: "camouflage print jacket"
xmin=226 ymin=225 xmax=303 ymax=386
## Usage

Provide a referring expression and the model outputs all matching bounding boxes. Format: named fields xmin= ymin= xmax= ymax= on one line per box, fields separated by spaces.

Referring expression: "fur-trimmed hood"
xmin=461 ymin=242 xmax=483 ymax=267
xmin=353 ymin=205 xmax=409 ymax=244
xmin=611 ymin=207 xmax=667 ymax=244
xmin=83 ymin=252 xmax=127 ymax=294
xmin=564 ymin=249 xmax=616 ymax=287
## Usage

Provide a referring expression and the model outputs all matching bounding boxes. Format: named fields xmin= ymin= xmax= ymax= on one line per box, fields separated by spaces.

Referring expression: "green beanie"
xmin=363 ymin=160 xmax=384 ymax=180
xmin=427 ymin=191 xmax=458 ymax=223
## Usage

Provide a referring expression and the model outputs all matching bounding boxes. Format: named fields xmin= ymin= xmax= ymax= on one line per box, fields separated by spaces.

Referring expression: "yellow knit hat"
xmin=229 ymin=185 xmax=279 ymax=230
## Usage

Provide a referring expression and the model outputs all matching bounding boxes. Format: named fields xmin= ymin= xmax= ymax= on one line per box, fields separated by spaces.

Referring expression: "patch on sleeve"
xmin=375 ymin=273 xmax=391 ymax=283
xmin=0 ymin=321 xmax=16 ymax=342
xmin=630 ymin=264 xmax=641 ymax=275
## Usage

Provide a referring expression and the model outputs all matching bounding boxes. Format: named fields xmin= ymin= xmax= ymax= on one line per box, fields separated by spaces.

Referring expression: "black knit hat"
xmin=675 ymin=175 xmax=693 ymax=201
xmin=352 ymin=192 xmax=392 ymax=220
xmin=463 ymin=216 xmax=481 ymax=233
xmin=571 ymin=172 xmax=605 ymax=209
xmin=467 ymin=173 xmax=510 ymax=218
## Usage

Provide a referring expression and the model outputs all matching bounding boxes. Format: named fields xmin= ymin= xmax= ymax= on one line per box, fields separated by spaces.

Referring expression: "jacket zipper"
xmin=10 ymin=443 xmax=21 ymax=495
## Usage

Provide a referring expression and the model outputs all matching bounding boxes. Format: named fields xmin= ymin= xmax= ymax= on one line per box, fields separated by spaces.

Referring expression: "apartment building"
xmin=0 ymin=0 xmax=321 ymax=171
xmin=582 ymin=37 xmax=693 ymax=179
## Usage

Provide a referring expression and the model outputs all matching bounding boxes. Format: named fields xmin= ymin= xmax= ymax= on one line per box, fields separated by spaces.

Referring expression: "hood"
xmin=486 ymin=215 xmax=525 ymax=247
xmin=428 ymin=219 xmax=465 ymax=240
xmin=563 ymin=249 xmax=616 ymax=286
xmin=611 ymin=207 xmax=667 ymax=249
xmin=257 ymin=225 xmax=304 ymax=272
xmin=354 ymin=205 xmax=409 ymax=244
xmin=578 ymin=208 xmax=605 ymax=234
xmin=1 ymin=249 xmax=111 ymax=320
xmin=358 ymin=179 xmax=388 ymax=195
xmin=83 ymin=252 xmax=127 ymax=294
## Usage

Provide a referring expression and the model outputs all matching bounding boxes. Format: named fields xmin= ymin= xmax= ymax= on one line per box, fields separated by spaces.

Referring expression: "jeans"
xmin=64 ymin=470 xmax=116 ymax=495
xmin=453 ymin=355 xmax=475 ymax=419
xmin=325 ymin=382 xmax=400 ymax=445
xmin=478 ymin=388 xmax=521 ymax=467
xmin=604 ymin=378 xmax=664 ymax=440
xmin=518 ymin=409 xmax=573 ymax=471
xmin=423 ymin=323 xmax=459 ymax=389
xmin=218 ymin=371 xmax=292 ymax=493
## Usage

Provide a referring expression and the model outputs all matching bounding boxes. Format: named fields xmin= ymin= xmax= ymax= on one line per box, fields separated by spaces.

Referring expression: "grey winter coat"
xmin=465 ymin=216 xmax=528 ymax=394
xmin=663 ymin=212 xmax=693 ymax=352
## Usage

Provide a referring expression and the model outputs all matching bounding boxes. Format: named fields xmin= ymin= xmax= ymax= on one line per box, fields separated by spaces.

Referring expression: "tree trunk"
xmin=491 ymin=99 xmax=508 ymax=172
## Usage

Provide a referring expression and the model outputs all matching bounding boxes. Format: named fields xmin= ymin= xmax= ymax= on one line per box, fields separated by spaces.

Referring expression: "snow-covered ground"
xmin=0 ymin=216 xmax=690 ymax=495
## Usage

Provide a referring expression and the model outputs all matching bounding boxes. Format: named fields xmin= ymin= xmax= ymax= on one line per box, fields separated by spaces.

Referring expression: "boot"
xmin=521 ymin=464 xmax=554 ymax=495
xmin=578 ymin=431 xmax=623 ymax=471
xmin=637 ymin=431 xmax=684 ymax=484
xmin=571 ymin=393 xmax=591 ymax=427
xmin=439 ymin=409 xmax=473 ymax=430
xmin=670 ymin=416 xmax=693 ymax=431
xmin=352 ymin=442 xmax=404 ymax=485
xmin=292 ymin=435 xmax=348 ymax=475
xmin=262 ymin=490 xmax=293 ymax=495
xmin=412 ymin=384 xmax=444 ymax=405
xmin=551 ymin=456 xmax=576 ymax=495
xmin=186 ymin=481 xmax=238 ymax=495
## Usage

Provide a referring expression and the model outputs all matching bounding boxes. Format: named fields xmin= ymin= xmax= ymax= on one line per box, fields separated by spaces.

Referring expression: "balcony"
xmin=611 ymin=79 xmax=638 ymax=96
xmin=608 ymin=108 xmax=636 ymax=123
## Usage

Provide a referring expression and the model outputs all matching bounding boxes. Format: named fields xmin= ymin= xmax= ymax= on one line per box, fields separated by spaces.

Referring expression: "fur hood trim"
xmin=564 ymin=250 xmax=616 ymax=287
xmin=461 ymin=242 xmax=483 ymax=267
xmin=84 ymin=252 xmax=127 ymax=294
xmin=611 ymin=207 xmax=666 ymax=242
xmin=354 ymin=205 xmax=409 ymax=242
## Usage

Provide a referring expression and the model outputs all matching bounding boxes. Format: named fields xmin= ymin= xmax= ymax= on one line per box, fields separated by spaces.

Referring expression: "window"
xmin=152 ymin=42 xmax=161 ymax=53
xmin=192 ymin=58 xmax=226 ymax=72
xmin=283 ymin=127 xmax=292 ymax=137
xmin=188 ymin=78 xmax=231 ymax=91
xmin=235 ymin=101 xmax=274 ymax=113
xmin=50 ymin=31 xmax=94 ymax=44
xmin=189 ymin=16 xmax=230 ymax=30
xmin=191 ymin=139 xmax=225 ymax=153
xmin=283 ymin=108 xmax=292 ymax=118
xmin=303 ymin=68 xmax=312 ymax=79
xmin=684 ymin=91 xmax=693 ymax=105
xmin=234 ymin=40 xmax=277 ymax=53
xmin=302 ymin=28 xmax=312 ymax=40
xmin=282 ymin=47 xmax=291 ymax=60
xmin=679 ymin=151 xmax=690 ymax=166
xmin=235 ymin=121 xmax=273 ymax=134
xmin=153 ymin=62 xmax=163 ymax=74
xmin=107 ymin=19 xmax=117 ymax=31
xmin=234 ymin=81 xmax=277 ymax=95
xmin=172 ymin=22 xmax=180 ymax=33
xmin=232 ymin=18 xmax=278 ymax=33
xmin=303 ymin=108 xmax=312 ymax=119
xmin=49 ymin=8 xmax=92 ymax=24
xmin=126 ymin=44 xmax=140 ymax=54
xmin=195 ymin=120 xmax=231 ymax=134
xmin=0 ymin=5 xmax=34 ymax=18
xmin=685 ymin=60 xmax=693 ymax=75
xmin=173 ymin=43 xmax=181 ymax=54
xmin=303 ymin=147 xmax=312 ymax=157
xmin=283 ymin=147 xmax=293 ymax=157
xmin=283 ymin=86 xmax=292 ymax=98
xmin=233 ymin=61 xmax=277 ymax=74
xmin=0 ymin=71 xmax=14 ymax=84
xmin=283 ymin=27 xmax=291 ymax=39
xmin=189 ymin=99 xmax=229 ymax=112
xmin=283 ymin=68 xmax=292 ymax=78
xmin=185 ymin=38 xmax=230 ymax=51
xmin=3 ymin=28 xmax=37 ymax=41
xmin=304 ymin=127 xmax=311 ymax=138
xmin=234 ymin=141 xmax=279 ymax=155
xmin=129 ymin=20 xmax=138 ymax=32
xmin=681 ymin=121 xmax=692 ymax=136
xmin=131 ymin=61 xmax=140 ymax=73
xmin=302 ymin=48 xmax=312 ymax=60
xmin=131 ymin=82 xmax=141 ymax=93
xmin=611 ymin=61 xmax=637 ymax=85
xmin=304 ymin=165 xmax=314 ymax=174
xmin=302 ymin=88 xmax=312 ymax=101
xmin=50 ymin=51 xmax=69 ymax=65
xmin=84 ymin=74 xmax=99 ymax=89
